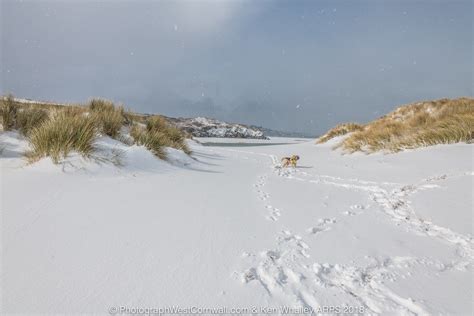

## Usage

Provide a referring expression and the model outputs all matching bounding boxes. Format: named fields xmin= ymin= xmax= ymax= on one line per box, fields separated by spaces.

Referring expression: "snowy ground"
xmin=1 ymin=133 xmax=472 ymax=314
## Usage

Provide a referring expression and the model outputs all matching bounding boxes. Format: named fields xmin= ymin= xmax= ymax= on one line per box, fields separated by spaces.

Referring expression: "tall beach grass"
xmin=26 ymin=111 xmax=97 ymax=163
xmin=88 ymin=98 xmax=125 ymax=138
xmin=317 ymin=98 xmax=474 ymax=153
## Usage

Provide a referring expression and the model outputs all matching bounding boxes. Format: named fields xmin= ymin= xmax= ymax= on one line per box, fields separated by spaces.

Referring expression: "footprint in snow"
xmin=318 ymin=218 xmax=337 ymax=224
xmin=241 ymin=251 xmax=254 ymax=258
xmin=262 ymin=250 xmax=281 ymax=261
xmin=242 ymin=268 xmax=258 ymax=283
xmin=307 ymin=226 xmax=329 ymax=234
xmin=267 ymin=214 xmax=280 ymax=221
xmin=307 ymin=218 xmax=337 ymax=235
xmin=343 ymin=204 xmax=366 ymax=216
xmin=279 ymin=231 xmax=310 ymax=258
xmin=265 ymin=205 xmax=281 ymax=221
xmin=343 ymin=210 xmax=357 ymax=216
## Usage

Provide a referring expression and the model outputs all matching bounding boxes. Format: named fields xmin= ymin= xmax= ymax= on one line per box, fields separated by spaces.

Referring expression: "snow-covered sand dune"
xmin=1 ymin=133 xmax=472 ymax=314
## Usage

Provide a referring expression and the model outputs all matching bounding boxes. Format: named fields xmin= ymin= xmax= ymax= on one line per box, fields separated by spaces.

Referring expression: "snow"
xmin=1 ymin=132 xmax=472 ymax=314
xmin=171 ymin=117 xmax=267 ymax=139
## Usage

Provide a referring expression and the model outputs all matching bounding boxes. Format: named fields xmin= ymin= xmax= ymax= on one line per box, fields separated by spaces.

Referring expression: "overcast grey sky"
xmin=1 ymin=0 xmax=472 ymax=134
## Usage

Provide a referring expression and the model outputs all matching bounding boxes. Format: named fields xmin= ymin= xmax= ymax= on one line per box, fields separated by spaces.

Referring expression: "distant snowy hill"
xmin=166 ymin=116 xmax=268 ymax=139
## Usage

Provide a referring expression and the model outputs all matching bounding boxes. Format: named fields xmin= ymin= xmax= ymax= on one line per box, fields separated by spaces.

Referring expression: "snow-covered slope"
xmin=1 ymin=133 xmax=472 ymax=314
xmin=167 ymin=116 xmax=268 ymax=139
xmin=1 ymin=96 xmax=69 ymax=106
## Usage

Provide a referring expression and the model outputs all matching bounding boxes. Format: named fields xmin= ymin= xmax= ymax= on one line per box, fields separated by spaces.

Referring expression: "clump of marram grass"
xmin=163 ymin=125 xmax=192 ymax=154
xmin=1 ymin=95 xmax=18 ymax=131
xmin=60 ymin=105 xmax=87 ymax=117
xmin=123 ymin=110 xmax=138 ymax=126
xmin=130 ymin=115 xmax=191 ymax=159
xmin=88 ymin=98 xmax=124 ymax=138
xmin=130 ymin=123 xmax=167 ymax=159
xmin=393 ymin=113 xmax=474 ymax=150
xmin=337 ymin=121 xmax=405 ymax=153
xmin=26 ymin=111 xmax=97 ymax=163
xmin=316 ymin=123 xmax=364 ymax=144
xmin=1 ymin=94 xmax=192 ymax=162
xmin=146 ymin=116 xmax=191 ymax=154
xmin=16 ymin=108 xmax=49 ymax=135
xmin=324 ymin=97 xmax=474 ymax=153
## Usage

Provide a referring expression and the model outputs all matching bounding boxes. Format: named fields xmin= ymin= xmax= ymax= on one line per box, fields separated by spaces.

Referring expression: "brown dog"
xmin=281 ymin=155 xmax=300 ymax=168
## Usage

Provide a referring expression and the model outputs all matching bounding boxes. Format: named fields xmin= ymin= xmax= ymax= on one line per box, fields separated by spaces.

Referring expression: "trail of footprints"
xmin=278 ymin=167 xmax=474 ymax=263
xmin=307 ymin=217 xmax=336 ymax=235
xmin=242 ymin=157 xmax=472 ymax=313
xmin=246 ymin=168 xmax=361 ymax=309
xmin=239 ymin=227 xmax=431 ymax=314
xmin=254 ymin=174 xmax=282 ymax=221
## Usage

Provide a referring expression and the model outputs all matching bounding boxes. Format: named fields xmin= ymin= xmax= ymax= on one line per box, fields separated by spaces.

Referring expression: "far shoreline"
xmin=195 ymin=136 xmax=312 ymax=147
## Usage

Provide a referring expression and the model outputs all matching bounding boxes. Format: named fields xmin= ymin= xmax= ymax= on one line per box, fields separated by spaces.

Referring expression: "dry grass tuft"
xmin=321 ymin=97 xmax=474 ymax=153
xmin=2 ymin=95 xmax=192 ymax=162
xmin=146 ymin=115 xmax=191 ymax=154
xmin=1 ymin=95 xmax=18 ymax=131
xmin=163 ymin=125 xmax=192 ymax=154
xmin=88 ymin=99 xmax=124 ymax=138
xmin=123 ymin=110 xmax=140 ymax=126
xmin=316 ymin=123 xmax=364 ymax=144
xmin=130 ymin=123 xmax=167 ymax=160
xmin=130 ymin=115 xmax=191 ymax=159
xmin=26 ymin=111 xmax=97 ymax=163
xmin=393 ymin=113 xmax=474 ymax=150
xmin=61 ymin=105 xmax=87 ymax=117
xmin=16 ymin=108 xmax=49 ymax=135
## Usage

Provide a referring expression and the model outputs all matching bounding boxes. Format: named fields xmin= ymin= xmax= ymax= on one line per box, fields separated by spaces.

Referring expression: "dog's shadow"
xmin=296 ymin=166 xmax=313 ymax=169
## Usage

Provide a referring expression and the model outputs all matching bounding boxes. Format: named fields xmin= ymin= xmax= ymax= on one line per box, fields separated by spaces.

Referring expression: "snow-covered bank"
xmin=1 ymin=133 xmax=472 ymax=314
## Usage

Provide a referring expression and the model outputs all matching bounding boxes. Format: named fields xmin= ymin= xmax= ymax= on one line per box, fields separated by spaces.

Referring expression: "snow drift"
xmin=1 ymin=132 xmax=472 ymax=314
